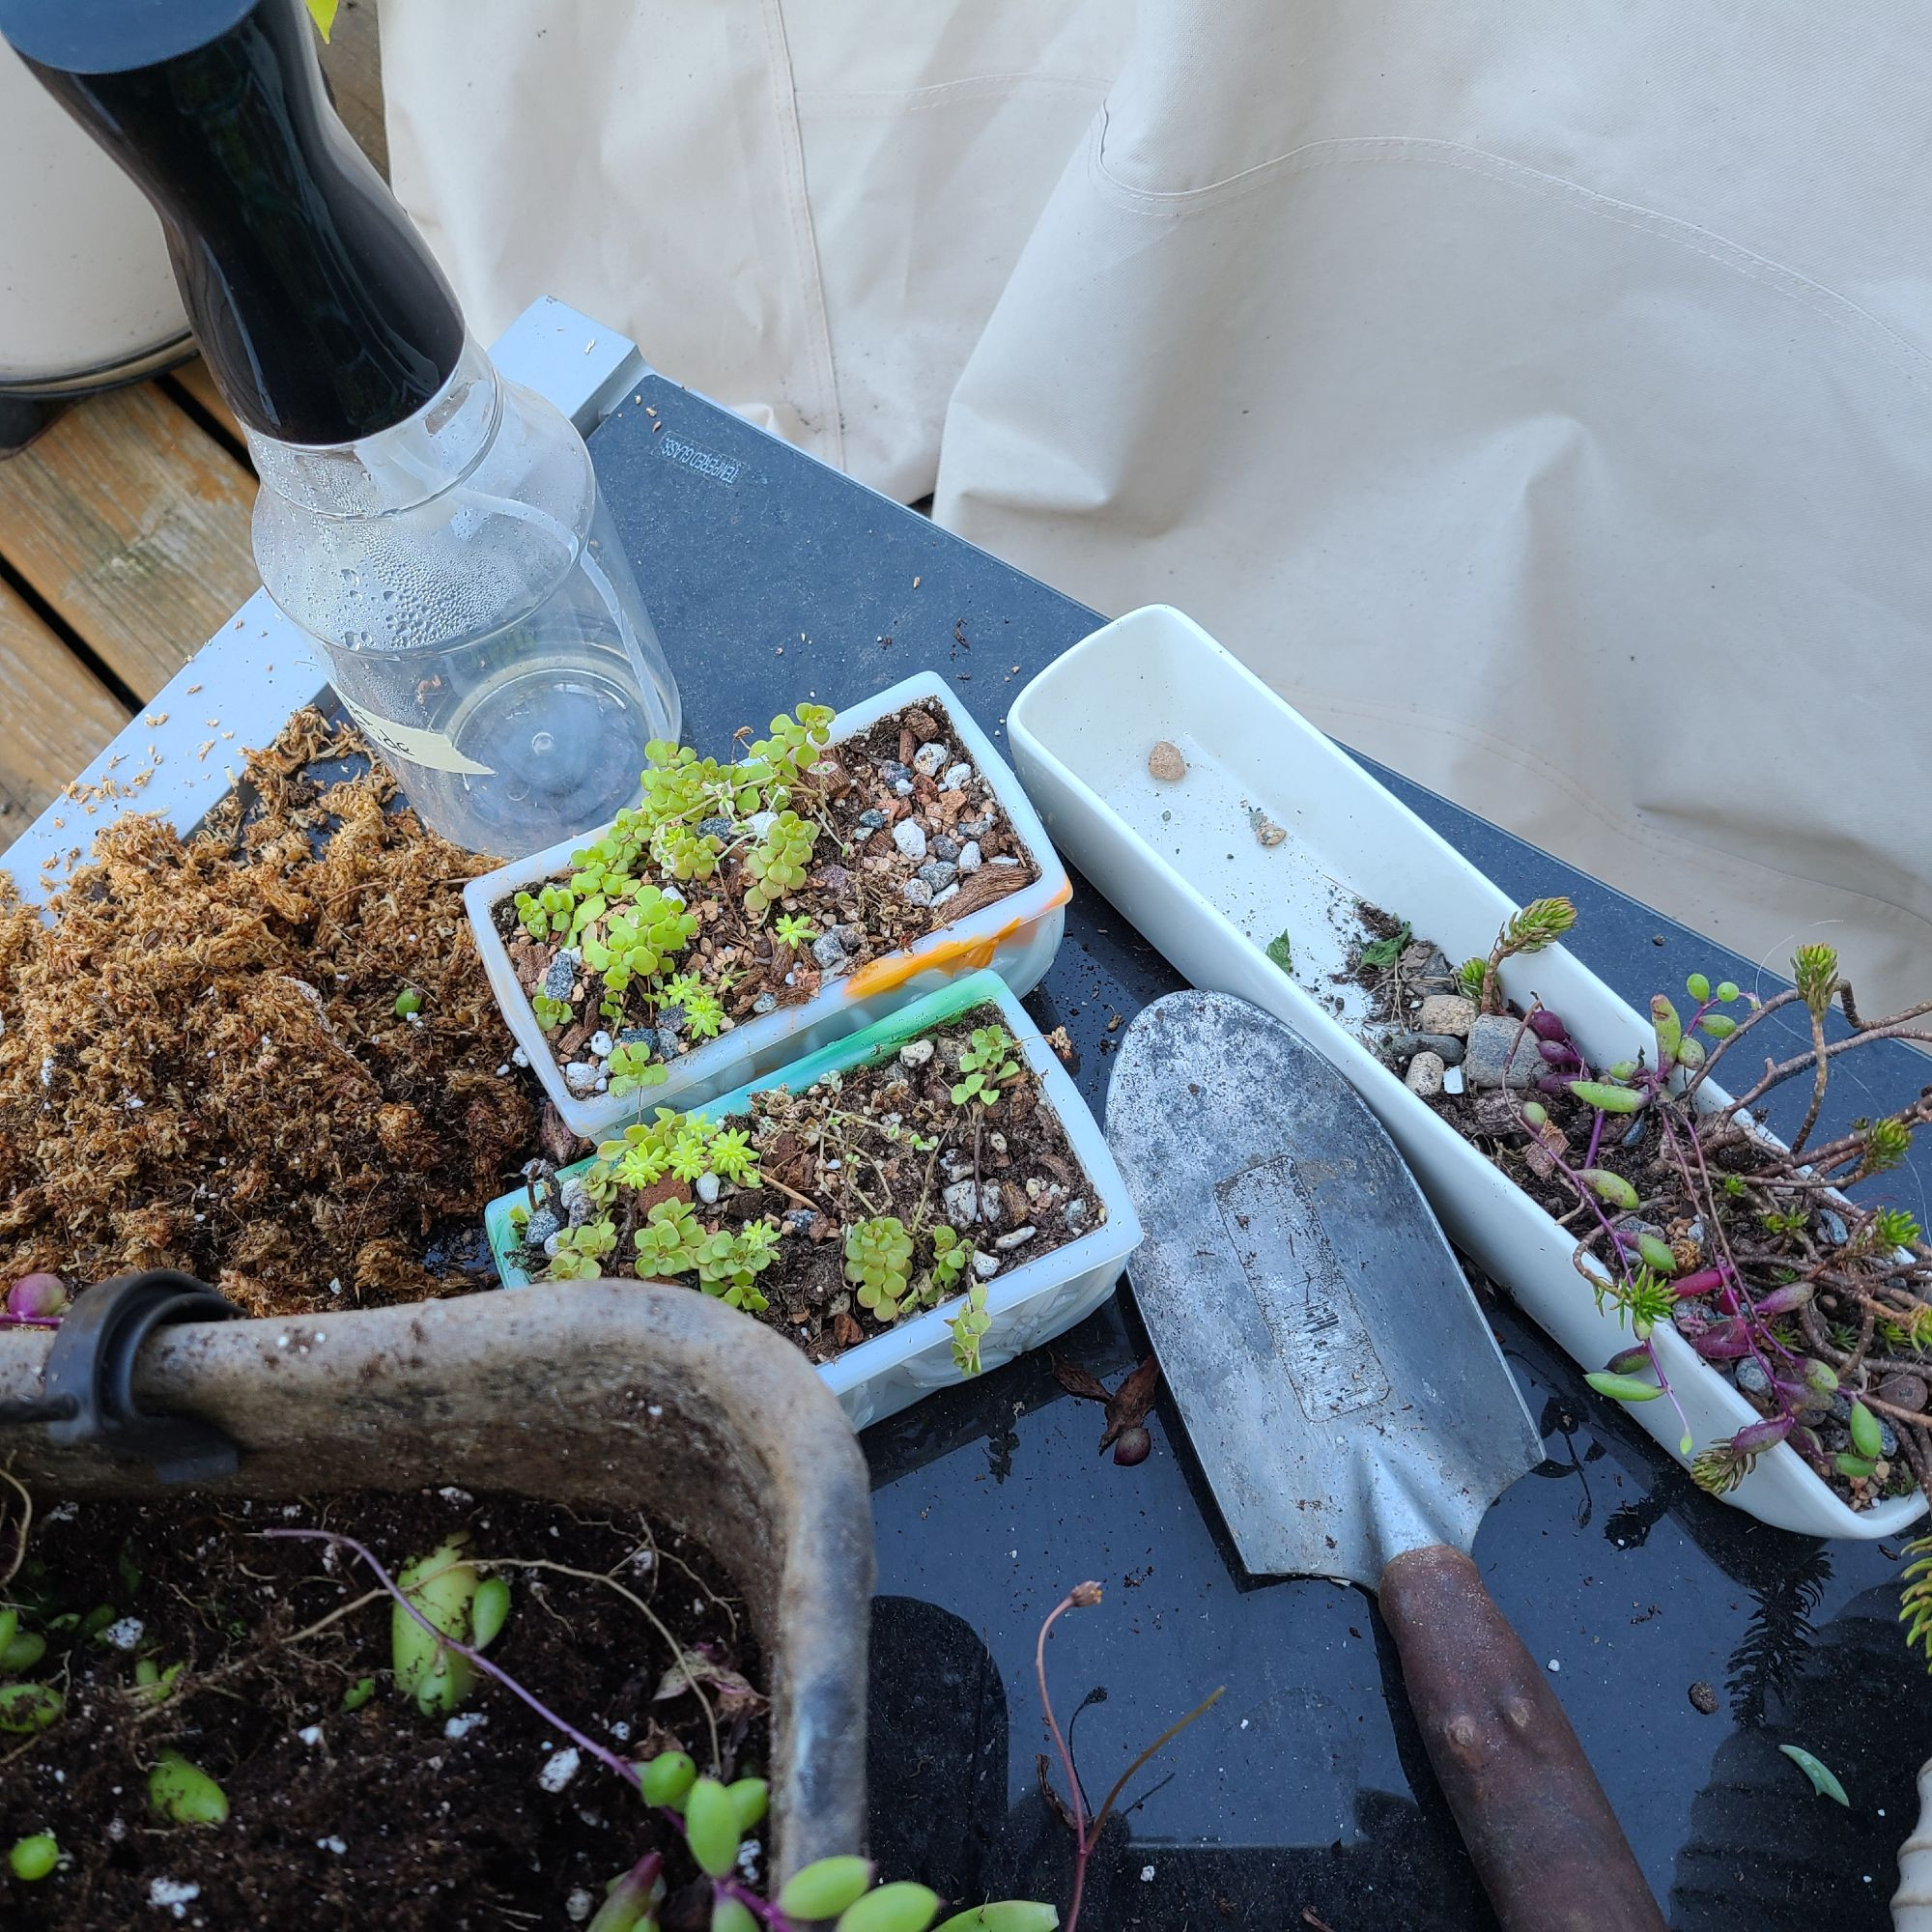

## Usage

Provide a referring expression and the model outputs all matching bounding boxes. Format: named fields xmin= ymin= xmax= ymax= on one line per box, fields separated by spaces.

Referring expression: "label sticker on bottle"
xmin=338 ymin=697 xmax=496 ymax=778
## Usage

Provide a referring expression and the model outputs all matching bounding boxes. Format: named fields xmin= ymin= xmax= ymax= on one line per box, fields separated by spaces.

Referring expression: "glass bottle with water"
xmin=248 ymin=340 xmax=678 ymax=853
xmin=2 ymin=0 xmax=678 ymax=857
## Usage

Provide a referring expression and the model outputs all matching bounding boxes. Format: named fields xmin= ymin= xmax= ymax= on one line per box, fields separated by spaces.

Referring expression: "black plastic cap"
xmin=0 ymin=0 xmax=465 ymax=444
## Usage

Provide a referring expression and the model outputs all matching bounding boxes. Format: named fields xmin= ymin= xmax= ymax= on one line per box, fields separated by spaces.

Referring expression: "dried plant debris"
xmin=0 ymin=711 xmax=536 ymax=1317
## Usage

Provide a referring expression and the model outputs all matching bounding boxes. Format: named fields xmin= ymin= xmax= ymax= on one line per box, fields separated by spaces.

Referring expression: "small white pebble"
xmin=566 ymin=1889 xmax=595 ymax=1923
xmin=1547 ymin=1660 xmax=1561 ymax=1673
xmin=103 ymin=1617 xmax=145 ymax=1651
xmin=444 ymin=1712 xmax=487 ymax=1740
xmin=298 ymin=1724 xmax=324 ymax=1746
xmin=497 ymin=1064 xmax=511 ymax=1077
xmin=148 ymin=1877 xmax=200 ymax=1917
xmin=276 ymin=1335 xmax=290 ymax=1349
xmin=327 ymin=1278 xmax=343 ymax=1295
xmin=647 ymin=1405 xmax=664 ymax=1418
xmin=539 ymin=1747 xmax=582 ymax=1792
xmin=512 ymin=1047 xmax=530 ymax=1067
xmin=1141 ymin=1864 xmax=1156 ymax=1882
xmin=609 ymin=1720 xmax=632 ymax=1742
xmin=317 ymin=1835 xmax=348 ymax=1855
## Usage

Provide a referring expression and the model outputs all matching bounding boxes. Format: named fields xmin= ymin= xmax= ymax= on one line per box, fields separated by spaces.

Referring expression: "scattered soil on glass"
xmin=0 ymin=712 xmax=539 ymax=1317
xmin=497 ymin=698 xmax=1040 ymax=1089
xmin=0 ymin=1485 xmax=761 ymax=1931
xmin=516 ymin=1006 xmax=1100 ymax=1363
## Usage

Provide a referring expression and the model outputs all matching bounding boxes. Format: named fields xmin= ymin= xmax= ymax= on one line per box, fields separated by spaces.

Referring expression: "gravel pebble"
xmin=542 ymin=953 xmax=579 ymax=1000
xmin=1463 ymin=1012 xmax=1539 ymax=1089
xmin=1417 ymin=994 xmax=1478 ymax=1037
xmin=942 ymin=762 xmax=973 ymax=790
xmin=972 ymin=1251 xmax=1003 ymax=1280
xmin=812 ymin=932 xmax=853 ymax=972
xmin=1388 ymin=1030 xmax=1465 ymax=1067
xmin=1404 ymin=1051 xmax=1446 ymax=1097
xmin=899 ymin=1038 xmax=935 ymax=1067
xmin=892 ymin=820 xmax=928 ymax=861
xmin=753 ymin=991 xmax=779 ymax=1014
xmin=994 ymin=1226 xmax=1037 ymax=1251
xmin=588 ymin=1030 xmax=613 ymax=1059
xmin=956 ymin=840 xmax=982 ymax=873
xmin=902 ymin=877 xmax=935 ymax=908
xmin=1148 ymin=740 xmax=1187 ymax=781
xmin=695 ymin=1173 xmax=722 ymax=1206
xmin=912 ymin=742 xmax=951 ymax=778
xmin=564 ymin=1062 xmax=600 ymax=1094
xmin=929 ymin=834 xmax=960 ymax=862
xmin=1735 ymin=1358 xmax=1773 ymax=1397
xmin=917 ymin=861 xmax=958 ymax=891
xmin=855 ymin=809 xmax=887 ymax=832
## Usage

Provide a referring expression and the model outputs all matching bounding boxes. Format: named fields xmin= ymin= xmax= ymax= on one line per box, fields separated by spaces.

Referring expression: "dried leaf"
xmin=655 ymin=1652 xmax=769 ymax=1721
xmin=1052 ymin=1358 xmax=1112 ymax=1406
xmin=1036 ymin=1753 xmax=1079 ymax=1835
xmin=1101 ymin=1355 xmax=1162 ymax=1449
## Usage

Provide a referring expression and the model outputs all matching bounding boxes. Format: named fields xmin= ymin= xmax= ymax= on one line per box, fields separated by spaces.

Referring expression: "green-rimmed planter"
xmin=487 ymin=971 xmax=1142 ymax=1432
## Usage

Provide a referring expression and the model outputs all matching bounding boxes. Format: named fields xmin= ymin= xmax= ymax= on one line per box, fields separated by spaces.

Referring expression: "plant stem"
xmin=1036 ymin=1585 xmax=1097 ymax=1931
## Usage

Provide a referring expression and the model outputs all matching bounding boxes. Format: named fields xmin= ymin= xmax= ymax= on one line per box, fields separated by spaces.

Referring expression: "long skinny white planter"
xmin=485 ymin=971 xmax=1140 ymax=1433
xmin=467 ymin=671 xmax=1069 ymax=1143
xmin=1008 ymin=605 xmax=1918 ymax=1541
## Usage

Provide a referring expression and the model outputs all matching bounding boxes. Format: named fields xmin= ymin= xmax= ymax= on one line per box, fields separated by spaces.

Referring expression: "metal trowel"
xmin=1106 ymin=991 xmax=1663 ymax=1932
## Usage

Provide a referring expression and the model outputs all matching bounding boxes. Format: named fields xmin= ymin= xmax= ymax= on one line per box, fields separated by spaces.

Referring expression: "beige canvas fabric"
xmin=383 ymin=0 xmax=1932 ymax=1010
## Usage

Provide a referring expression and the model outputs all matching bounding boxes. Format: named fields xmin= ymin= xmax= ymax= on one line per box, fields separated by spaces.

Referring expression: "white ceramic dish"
xmin=1008 ymin=605 xmax=1918 ymax=1540
xmin=466 ymin=672 xmax=1070 ymax=1143
xmin=484 ymin=971 xmax=1141 ymax=1432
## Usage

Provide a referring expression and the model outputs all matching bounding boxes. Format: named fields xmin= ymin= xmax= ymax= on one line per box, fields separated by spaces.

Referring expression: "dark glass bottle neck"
xmin=14 ymin=0 xmax=463 ymax=444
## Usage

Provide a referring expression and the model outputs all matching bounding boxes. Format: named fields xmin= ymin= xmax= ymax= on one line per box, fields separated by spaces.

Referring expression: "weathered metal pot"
xmin=0 ymin=1283 xmax=872 ymax=1882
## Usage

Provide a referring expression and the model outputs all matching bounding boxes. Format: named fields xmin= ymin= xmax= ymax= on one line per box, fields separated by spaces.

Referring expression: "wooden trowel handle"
xmin=1379 ymin=1546 xmax=1663 ymax=1932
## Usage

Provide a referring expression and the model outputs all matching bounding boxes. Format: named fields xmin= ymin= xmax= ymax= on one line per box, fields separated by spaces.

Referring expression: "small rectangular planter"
xmin=0 ymin=1285 xmax=873 ymax=1885
xmin=466 ymin=672 xmax=1070 ymax=1143
xmin=486 ymin=971 xmax=1143 ymax=1433
xmin=1008 ymin=604 xmax=1918 ymax=1541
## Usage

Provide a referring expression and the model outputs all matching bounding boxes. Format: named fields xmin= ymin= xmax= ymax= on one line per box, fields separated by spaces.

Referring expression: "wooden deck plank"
xmin=319 ymin=0 xmax=388 ymax=177
xmin=0 ymin=575 xmax=133 ymax=848
xmin=165 ymin=356 xmax=247 ymax=450
xmin=0 ymin=383 xmax=258 ymax=701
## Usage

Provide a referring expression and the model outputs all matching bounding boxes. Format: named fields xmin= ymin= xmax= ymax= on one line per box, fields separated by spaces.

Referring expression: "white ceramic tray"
xmin=465 ymin=671 xmax=1070 ymax=1143
xmin=484 ymin=971 xmax=1141 ymax=1432
xmin=1007 ymin=605 xmax=1918 ymax=1541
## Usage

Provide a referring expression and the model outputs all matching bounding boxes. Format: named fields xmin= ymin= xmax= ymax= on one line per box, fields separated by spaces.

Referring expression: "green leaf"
xmin=0 ymin=1683 xmax=63 ymax=1734
xmin=779 ymin=1857 xmax=878 ymax=1919
xmin=1834 ymin=1452 xmax=1878 ymax=1480
xmin=1778 ymin=1744 xmax=1850 ymax=1806
xmin=639 ymin=1748 xmax=696 ymax=1809
xmin=1264 ymin=931 xmax=1293 ymax=975
xmin=304 ymin=0 xmax=338 ymax=39
xmin=1 ymin=1632 xmax=46 ymax=1673
xmin=149 ymin=1751 xmax=229 ymax=1825
xmin=1359 ymin=921 xmax=1412 ymax=969
xmin=713 ymin=1901 xmax=759 ymax=1932
xmin=341 ymin=1676 xmax=375 ymax=1713
xmin=684 ymin=1776 xmax=742 ymax=1879
xmin=1568 ymin=1081 xmax=1645 ymax=1115
xmin=1578 ymin=1168 xmax=1639 ymax=1211
xmin=1686 ymin=973 xmax=1711 ymax=1002
xmin=837 ymin=1884 xmax=943 ymax=1932
xmin=727 ymin=1776 xmax=769 ymax=1832
xmin=1699 ymin=1013 xmax=1737 ymax=1038
xmin=935 ymin=1909 xmax=1061 ymax=1932
xmin=1715 ymin=980 xmax=1740 ymax=1004
xmin=1848 ymin=1401 xmax=1883 ymax=1461
xmin=470 ymin=1577 xmax=511 ymax=1650
xmin=394 ymin=986 xmax=423 ymax=1018
xmin=1585 ymin=1371 xmax=1664 ymax=1404
xmin=1636 ymin=1234 xmax=1677 ymax=1276
xmin=8 ymin=1833 xmax=57 ymax=1882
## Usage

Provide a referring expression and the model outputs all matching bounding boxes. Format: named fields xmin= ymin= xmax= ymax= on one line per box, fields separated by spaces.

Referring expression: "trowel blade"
xmin=1105 ymin=991 xmax=1542 ymax=1587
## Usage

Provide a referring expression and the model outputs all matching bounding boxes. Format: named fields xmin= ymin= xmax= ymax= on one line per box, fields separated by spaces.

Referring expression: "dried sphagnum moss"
xmin=0 ymin=711 xmax=536 ymax=1317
